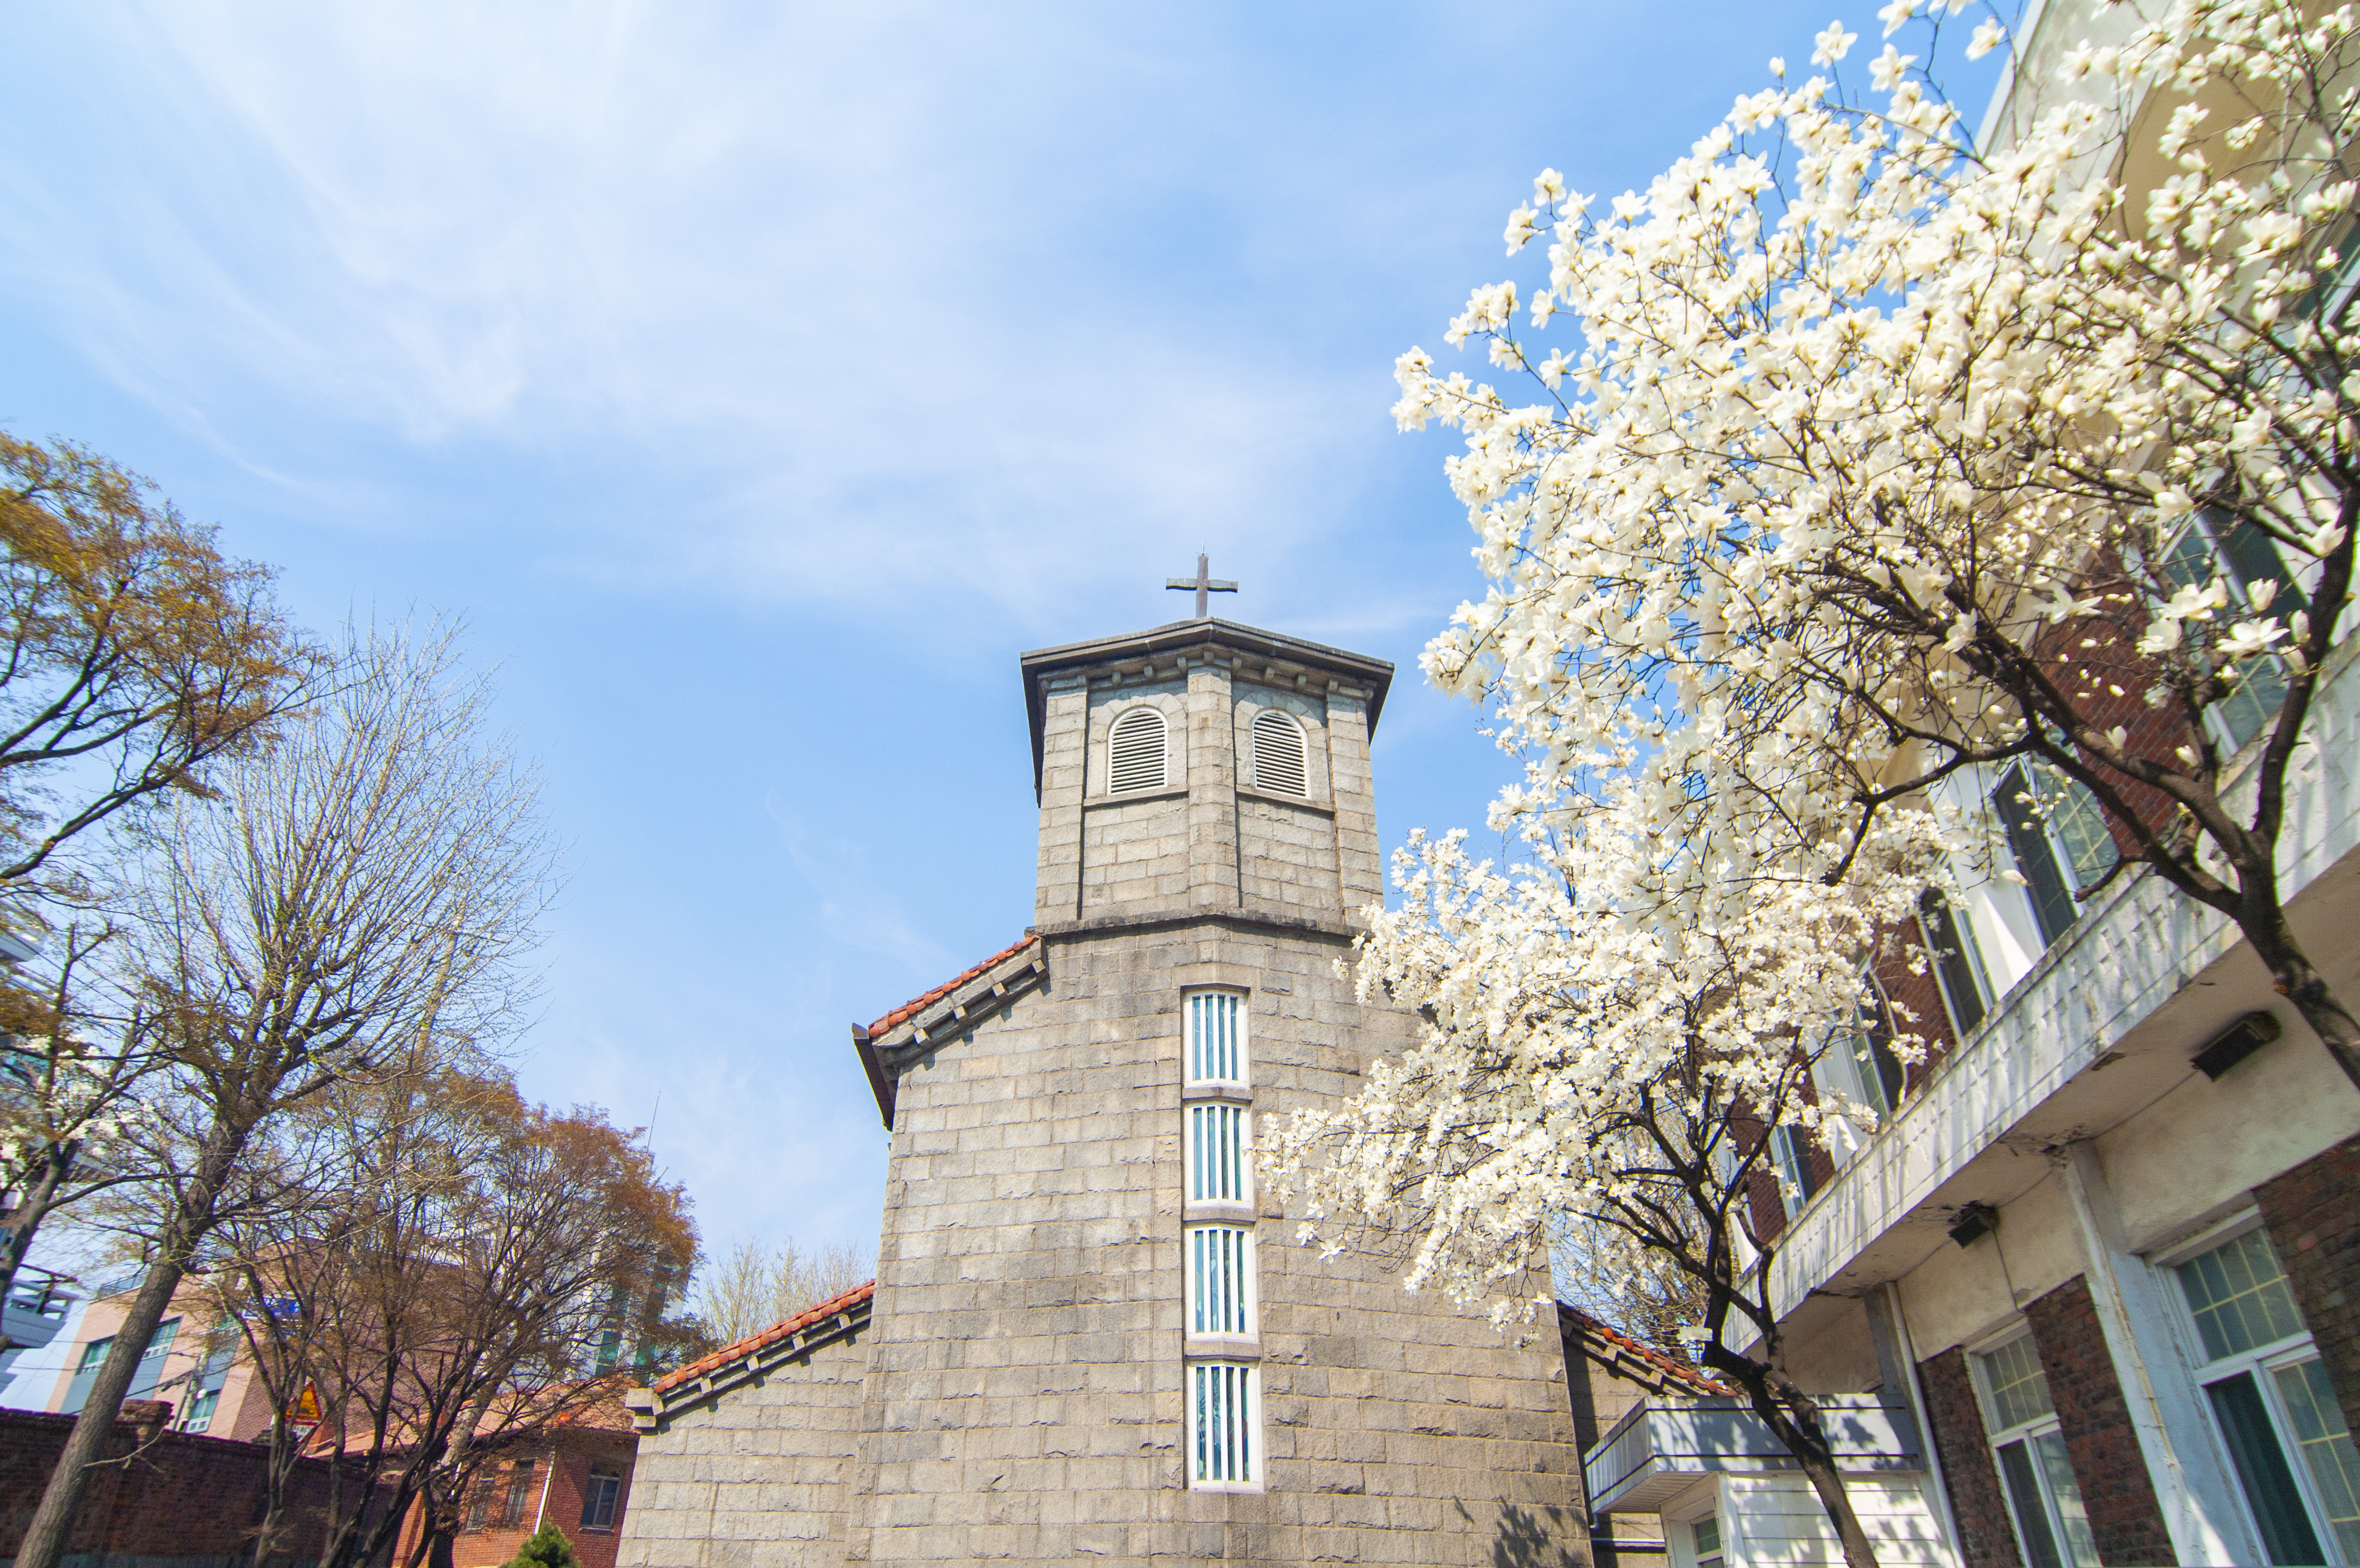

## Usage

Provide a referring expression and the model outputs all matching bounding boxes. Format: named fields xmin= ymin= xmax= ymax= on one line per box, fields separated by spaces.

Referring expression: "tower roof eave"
xmin=1018 ymin=617 xmax=1395 ymax=802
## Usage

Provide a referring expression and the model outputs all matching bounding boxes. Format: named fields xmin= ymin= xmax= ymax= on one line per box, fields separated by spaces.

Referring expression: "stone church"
xmin=616 ymin=602 xmax=1620 ymax=1566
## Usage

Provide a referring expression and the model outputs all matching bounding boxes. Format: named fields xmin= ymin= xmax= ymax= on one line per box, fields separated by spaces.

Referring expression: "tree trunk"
xmin=1709 ymin=1349 xmax=1882 ymax=1568
xmin=15 ymin=1120 xmax=242 ymax=1568
xmin=0 ymin=1138 xmax=76 ymax=1345
xmin=2259 ymin=935 xmax=2360 ymax=1093
xmin=10 ymin=1252 xmax=188 ymax=1568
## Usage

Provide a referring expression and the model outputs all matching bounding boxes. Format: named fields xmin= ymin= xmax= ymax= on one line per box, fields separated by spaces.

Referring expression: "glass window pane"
xmin=1998 ymin=1439 xmax=2066 ymax=1568
xmin=1186 ymin=993 xmax=1243 ymax=1083
xmin=1189 ymin=1225 xmax=1252 ymax=1336
xmin=1976 ymin=1337 xmax=2057 ymax=1433
xmin=2032 ymin=1432 xmax=2102 ymax=1568
xmin=2207 ymin=1372 xmax=2326 ymax=1566
xmin=2176 ymin=1231 xmax=2307 ymax=1362
xmin=1995 ymin=766 xmax=2079 ymax=945
xmin=2272 ymin=1358 xmax=2360 ymax=1562
xmin=1920 ymin=889 xmax=1989 ymax=1037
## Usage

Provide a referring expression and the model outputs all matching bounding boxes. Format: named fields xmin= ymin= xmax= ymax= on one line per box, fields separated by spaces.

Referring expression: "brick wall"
xmin=418 ymin=1429 xmax=638 ymax=1568
xmin=2256 ymin=1132 xmax=2360 ymax=1443
xmin=2023 ymin=1277 xmax=2175 ymax=1567
xmin=1916 ymin=1348 xmax=2023 ymax=1568
xmin=0 ymin=1401 xmax=376 ymax=1562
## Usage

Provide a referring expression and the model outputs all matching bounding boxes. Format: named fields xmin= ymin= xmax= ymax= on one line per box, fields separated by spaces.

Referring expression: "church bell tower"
xmin=619 ymin=575 xmax=1592 ymax=1568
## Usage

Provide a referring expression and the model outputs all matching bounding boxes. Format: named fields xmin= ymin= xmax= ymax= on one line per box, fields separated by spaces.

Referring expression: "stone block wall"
xmin=2257 ymin=1131 xmax=2360 ymax=1443
xmin=846 ymin=919 xmax=1589 ymax=1566
xmin=1236 ymin=797 xmax=1340 ymax=918
xmin=2021 ymin=1277 xmax=2174 ymax=1567
xmin=616 ymin=1327 xmax=870 ymax=1568
xmin=1915 ymin=1347 xmax=2023 ymax=1568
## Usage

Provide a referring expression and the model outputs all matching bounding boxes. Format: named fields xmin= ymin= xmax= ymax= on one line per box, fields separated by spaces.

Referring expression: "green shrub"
xmin=505 ymin=1522 xmax=579 ymax=1568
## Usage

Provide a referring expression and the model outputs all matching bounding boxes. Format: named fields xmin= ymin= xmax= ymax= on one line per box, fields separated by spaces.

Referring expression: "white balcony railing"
xmin=1585 ymin=1398 xmax=1925 ymax=1515
xmin=1767 ymin=640 xmax=2360 ymax=1322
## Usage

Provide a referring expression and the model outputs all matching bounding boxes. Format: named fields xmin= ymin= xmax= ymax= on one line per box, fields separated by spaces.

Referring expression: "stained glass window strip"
xmin=1191 ymin=1361 xmax=1256 ymax=1485
xmin=1187 ymin=992 xmax=1242 ymax=1083
xmin=1189 ymin=1225 xmax=1253 ymax=1337
xmin=1190 ymin=1104 xmax=1247 ymax=1203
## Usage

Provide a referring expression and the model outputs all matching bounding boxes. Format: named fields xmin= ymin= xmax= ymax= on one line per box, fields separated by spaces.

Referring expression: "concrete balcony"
xmin=1765 ymin=641 xmax=2360 ymax=1329
xmin=1584 ymin=1398 xmax=1923 ymax=1514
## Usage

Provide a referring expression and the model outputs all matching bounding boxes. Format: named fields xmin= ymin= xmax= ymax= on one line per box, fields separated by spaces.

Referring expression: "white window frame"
xmin=2161 ymin=1219 xmax=2360 ymax=1565
xmin=2152 ymin=506 xmax=2316 ymax=758
xmin=1918 ymin=886 xmax=1995 ymax=1042
xmin=1991 ymin=761 xmax=2116 ymax=949
xmin=1105 ymin=704 xmax=1169 ymax=795
xmin=1185 ymin=1358 xmax=1262 ymax=1491
xmin=1968 ymin=1328 xmax=2104 ymax=1568
xmin=1185 ymin=1223 xmax=1257 ymax=1344
xmin=1185 ymin=1101 xmax=1252 ymax=1210
xmin=1764 ymin=1123 xmax=1824 ymax=1220
xmin=1183 ymin=989 xmax=1249 ymax=1089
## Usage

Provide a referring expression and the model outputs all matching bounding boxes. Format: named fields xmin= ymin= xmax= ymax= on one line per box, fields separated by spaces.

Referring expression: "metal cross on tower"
xmin=1165 ymin=553 xmax=1238 ymax=619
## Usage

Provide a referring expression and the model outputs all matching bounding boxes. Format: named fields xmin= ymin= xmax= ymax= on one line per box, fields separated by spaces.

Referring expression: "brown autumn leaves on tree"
xmin=0 ymin=431 xmax=315 ymax=1327
xmin=13 ymin=617 xmax=568 ymax=1568
xmin=200 ymin=1060 xmax=697 ymax=1568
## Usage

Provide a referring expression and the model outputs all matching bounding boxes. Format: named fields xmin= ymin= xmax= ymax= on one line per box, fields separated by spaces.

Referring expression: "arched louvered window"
xmin=1107 ymin=706 xmax=1168 ymax=794
xmin=1249 ymin=709 xmax=1308 ymax=796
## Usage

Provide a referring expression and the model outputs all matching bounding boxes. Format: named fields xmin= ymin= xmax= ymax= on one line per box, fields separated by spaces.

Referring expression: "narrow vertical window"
xmin=1919 ymin=888 xmax=1993 ymax=1038
xmin=1972 ymin=1334 xmax=2103 ymax=1568
xmin=1994 ymin=765 xmax=2113 ymax=947
xmin=1768 ymin=1125 xmax=1819 ymax=1219
xmin=1188 ymin=1104 xmax=1249 ymax=1204
xmin=1249 ymin=708 xmax=1308 ymax=795
xmin=1190 ymin=1361 xmax=1258 ymax=1487
xmin=501 ymin=1459 xmax=538 ymax=1528
xmin=580 ymin=1468 xmax=623 ymax=1531
xmin=1187 ymin=1225 xmax=1255 ymax=1338
xmin=1185 ymin=991 xmax=1244 ymax=1084
xmin=1108 ymin=706 xmax=1168 ymax=794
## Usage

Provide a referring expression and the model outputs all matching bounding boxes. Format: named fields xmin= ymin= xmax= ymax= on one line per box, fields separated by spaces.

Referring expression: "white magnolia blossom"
xmin=1268 ymin=8 xmax=2360 ymax=1542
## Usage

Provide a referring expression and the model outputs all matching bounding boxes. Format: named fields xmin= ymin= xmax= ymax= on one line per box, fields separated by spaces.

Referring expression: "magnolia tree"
xmin=1268 ymin=0 xmax=2360 ymax=1561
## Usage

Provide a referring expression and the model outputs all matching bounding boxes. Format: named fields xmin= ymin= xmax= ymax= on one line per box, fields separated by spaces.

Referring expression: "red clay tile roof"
xmin=652 ymin=1280 xmax=875 ymax=1394
xmin=1559 ymin=1302 xmax=1735 ymax=1397
xmin=868 ymin=936 xmax=1036 ymax=1037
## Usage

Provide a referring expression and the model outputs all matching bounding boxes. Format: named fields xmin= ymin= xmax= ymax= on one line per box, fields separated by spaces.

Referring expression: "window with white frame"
xmin=580 ymin=1467 xmax=623 ymax=1532
xmin=1688 ymin=1514 xmax=1725 ymax=1568
xmin=1187 ymin=1102 xmax=1250 ymax=1206
xmin=1181 ymin=986 xmax=1260 ymax=1489
xmin=2172 ymin=1226 xmax=2360 ymax=1564
xmin=1767 ymin=1124 xmax=1819 ymax=1220
xmin=1971 ymin=1333 xmax=2103 ymax=1568
xmin=1190 ymin=1360 xmax=1258 ymax=1487
xmin=1249 ymin=708 xmax=1308 ymax=795
xmin=1992 ymin=763 xmax=2116 ymax=948
xmin=1918 ymin=888 xmax=1993 ymax=1039
xmin=1186 ymin=1224 xmax=1255 ymax=1340
xmin=2156 ymin=505 xmax=2314 ymax=754
xmin=1185 ymin=990 xmax=1245 ymax=1085
xmin=1107 ymin=705 xmax=1168 ymax=794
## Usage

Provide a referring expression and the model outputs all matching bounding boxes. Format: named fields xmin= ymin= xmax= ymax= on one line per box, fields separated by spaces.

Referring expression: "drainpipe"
xmin=531 ymin=1446 xmax=557 ymax=1533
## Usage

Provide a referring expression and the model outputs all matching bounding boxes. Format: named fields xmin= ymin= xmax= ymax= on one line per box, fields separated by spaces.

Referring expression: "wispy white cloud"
xmin=3 ymin=3 xmax=1385 ymax=623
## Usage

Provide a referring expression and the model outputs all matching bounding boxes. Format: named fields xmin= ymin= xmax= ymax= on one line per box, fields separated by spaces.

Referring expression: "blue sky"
xmin=0 ymin=3 xmax=2003 ymax=1308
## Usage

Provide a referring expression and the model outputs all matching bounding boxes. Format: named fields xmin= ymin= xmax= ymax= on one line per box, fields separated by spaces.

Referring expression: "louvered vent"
xmin=1250 ymin=710 xmax=1308 ymax=795
xmin=1108 ymin=707 xmax=1167 ymax=794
